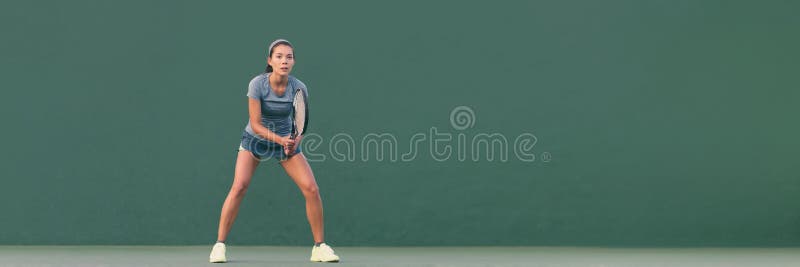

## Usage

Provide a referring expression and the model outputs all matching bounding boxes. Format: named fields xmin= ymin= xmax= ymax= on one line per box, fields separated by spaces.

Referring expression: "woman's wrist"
xmin=258 ymin=131 xmax=276 ymax=143
xmin=269 ymin=133 xmax=281 ymax=144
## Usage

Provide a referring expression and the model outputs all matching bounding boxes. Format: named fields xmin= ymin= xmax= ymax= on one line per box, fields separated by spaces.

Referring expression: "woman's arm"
xmin=248 ymin=98 xmax=292 ymax=147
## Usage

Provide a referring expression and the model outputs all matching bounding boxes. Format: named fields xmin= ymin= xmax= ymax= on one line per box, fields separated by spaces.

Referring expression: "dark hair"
xmin=265 ymin=40 xmax=293 ymax=73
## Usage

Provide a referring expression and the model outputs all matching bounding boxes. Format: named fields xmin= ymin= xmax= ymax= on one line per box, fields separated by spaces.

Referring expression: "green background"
xmin=1 ymin=0 xmax=798 ymax=246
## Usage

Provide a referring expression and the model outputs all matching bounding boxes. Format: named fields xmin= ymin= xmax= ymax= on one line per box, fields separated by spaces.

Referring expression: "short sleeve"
xmin=246 ymin=75 xmax=263 ymax=99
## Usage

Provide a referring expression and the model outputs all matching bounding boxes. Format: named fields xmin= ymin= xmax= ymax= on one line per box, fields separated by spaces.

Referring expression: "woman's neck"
xmin=269 ymin=73 xmax=289 ymax=88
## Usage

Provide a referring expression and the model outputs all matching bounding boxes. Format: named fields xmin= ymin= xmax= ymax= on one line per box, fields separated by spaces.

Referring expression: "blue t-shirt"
xmin=244 ymin=73 xmax=309 ymax=142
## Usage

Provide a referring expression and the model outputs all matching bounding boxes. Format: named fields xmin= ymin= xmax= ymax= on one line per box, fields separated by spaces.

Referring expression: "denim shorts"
xmin=239 ymin=131 xmax=300 ymax=161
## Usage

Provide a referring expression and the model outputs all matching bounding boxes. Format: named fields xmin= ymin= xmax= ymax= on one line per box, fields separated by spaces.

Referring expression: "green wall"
xmin=2 ymin=1 xmax=799 ymax=246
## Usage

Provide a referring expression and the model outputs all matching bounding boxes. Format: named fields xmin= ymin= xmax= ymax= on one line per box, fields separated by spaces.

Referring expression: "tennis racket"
xmin=288 ymin=88 xmax=308 ymax=155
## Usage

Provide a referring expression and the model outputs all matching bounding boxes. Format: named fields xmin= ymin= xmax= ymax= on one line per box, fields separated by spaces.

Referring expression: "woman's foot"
xmin=310 ymin=243 xmax=340 ymax=262
xmin=209 ymin=242 xmax=227 ymax=263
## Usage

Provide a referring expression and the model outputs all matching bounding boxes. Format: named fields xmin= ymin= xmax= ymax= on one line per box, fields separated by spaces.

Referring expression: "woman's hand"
xmin=283 ymin=135 xmax=303 ymax=156
xmin=278 ymin=136 xmax=296 ymax=155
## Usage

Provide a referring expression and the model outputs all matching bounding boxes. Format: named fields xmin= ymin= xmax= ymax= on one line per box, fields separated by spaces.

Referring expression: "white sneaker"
xmin=310 ymin=243 xmax=340 ymax=262
xmin=209 ymin=242 xmax=227 ymax=263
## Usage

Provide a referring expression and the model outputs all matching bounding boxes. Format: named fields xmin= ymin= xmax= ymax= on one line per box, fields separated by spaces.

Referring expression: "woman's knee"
xmin=230 ymin=182 xmax=250 ymax=197
xmin=301 ymin=183 xmax=319 ymax=198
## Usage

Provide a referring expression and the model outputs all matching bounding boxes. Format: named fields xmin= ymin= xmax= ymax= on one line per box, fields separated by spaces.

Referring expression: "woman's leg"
xmin=216 ymin=150 xmax=260 ymax=242
xmin=280 ymin=153 xmax=324 ymax=243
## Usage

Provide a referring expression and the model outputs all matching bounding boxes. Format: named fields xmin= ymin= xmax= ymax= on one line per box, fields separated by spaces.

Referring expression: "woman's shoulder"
xmin=289 ymin=75 xmax=309 ymax=96
xmin=247 ymin=73 xmax=271 ymax=94
xmin=250 ymin=72 xmax=270 ymax=85
xmin=289 ymin=75 xmax=307 ymax=89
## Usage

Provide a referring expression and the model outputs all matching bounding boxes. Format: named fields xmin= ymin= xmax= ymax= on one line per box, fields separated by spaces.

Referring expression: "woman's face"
xmin=268 ymin=44 xmax=294 ymax=76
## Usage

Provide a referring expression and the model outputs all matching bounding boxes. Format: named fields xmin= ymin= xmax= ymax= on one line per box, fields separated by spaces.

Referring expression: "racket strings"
xmin=292 ymin=89 xmax=307 ymax=137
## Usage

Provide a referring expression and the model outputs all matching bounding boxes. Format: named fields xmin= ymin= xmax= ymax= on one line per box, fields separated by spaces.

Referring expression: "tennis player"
xmin=209 ymin=39 xmax=340 ymax=263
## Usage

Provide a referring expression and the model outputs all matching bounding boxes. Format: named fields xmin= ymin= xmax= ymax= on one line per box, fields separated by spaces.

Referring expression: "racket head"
xmin=291 ymin=88 xmax=308 ymax=138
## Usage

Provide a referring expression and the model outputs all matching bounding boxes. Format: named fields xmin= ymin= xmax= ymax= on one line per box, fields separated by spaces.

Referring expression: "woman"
xmin=209 ymin=39 xmax=339 ymax=263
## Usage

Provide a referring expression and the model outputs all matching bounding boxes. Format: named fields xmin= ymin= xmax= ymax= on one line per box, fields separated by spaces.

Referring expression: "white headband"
xmin=268 ymin=39 xmax=292 ymax=57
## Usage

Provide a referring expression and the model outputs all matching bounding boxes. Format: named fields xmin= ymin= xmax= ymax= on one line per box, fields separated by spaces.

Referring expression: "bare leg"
xmin=280 ymin=153 xmax=324 ymax=243
xmin=216 ymin=150 xmax=260 ymax=242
